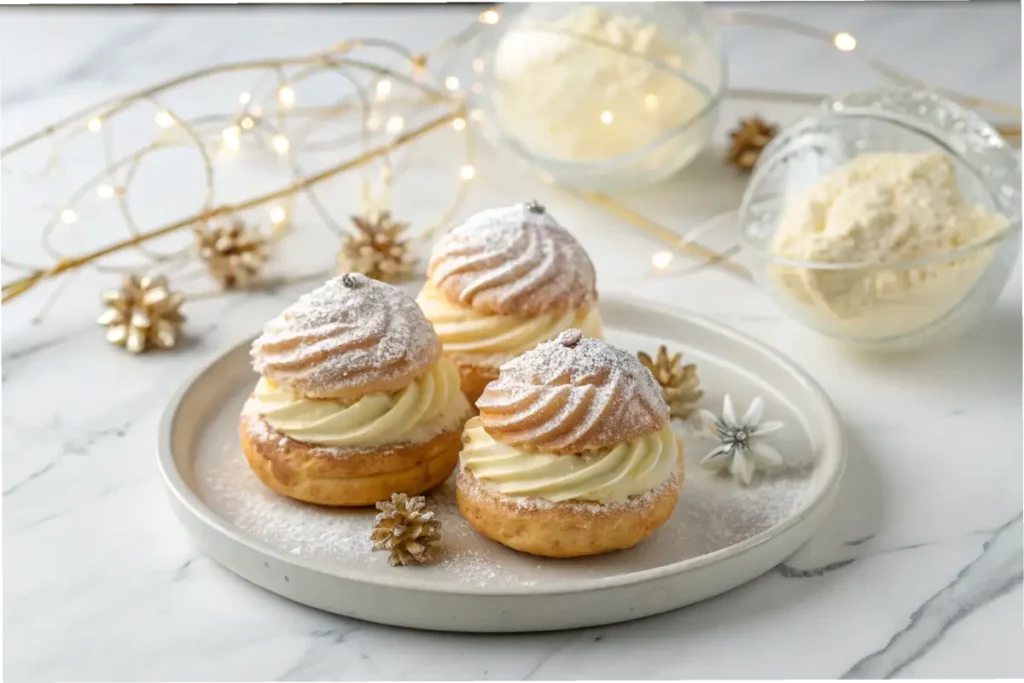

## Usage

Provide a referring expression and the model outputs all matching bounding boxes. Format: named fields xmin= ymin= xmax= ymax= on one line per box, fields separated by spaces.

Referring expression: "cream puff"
xmin=417 ymin=201 xmax=603 ymax=404
xmin=240 ymin=273 xmax=472 ymax=506
xmin=456 ymin=329 xmax=683 ymax=558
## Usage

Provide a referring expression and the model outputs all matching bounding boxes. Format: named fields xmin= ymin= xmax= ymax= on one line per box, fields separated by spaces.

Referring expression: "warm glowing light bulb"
xmin=239 ymin=92 xmax=252 ymax=105
xmin=272 ymin=134 xmax=290 ymax=153
xmin=386 ymin=116 xmax=405 ymax=134
xmin=240 ymin=116 xmax=255 ymax=130
xmin=445 ymin=76 xmax=460 ymax=91
xmin=480 ymin=9 xmax=500 ymax=24
xmin=278 ymin=86 xmax=296 ymax=107
xmin=376 ymin=79 xmax=392 ymax=100
xmin=222 ymin=126 xmax=241 ymax=151
xmin=644 ymin=94 xmax=659 ymax=111
xmin=87 ymin=117 xmax=102 ymax=132
xmin=452 ymin=117 xmax=466 ymax=131
xmin=155 ymin=111 xmax=175 ymax=128
xmin=460 ymin=165 xmax=476 ymax=181
xmin=834 ymin=32 xmax=857 ymax=51
xmin=60 ymin=209 xmax=78 ymax=224
xmin=652 ymin=251 xmax=673 ymax=270
xmin=97 ymin=185 xmax=115 ymax=199
xmin=469 ymin=109 xmax=483 ymax=122
xmin=270 ymin=205 xmax=287 ymax=225
xmin=366 ymin=114 xmax=381 ymax=132
xmin=600 ymin=110 xmax=614 ymax=125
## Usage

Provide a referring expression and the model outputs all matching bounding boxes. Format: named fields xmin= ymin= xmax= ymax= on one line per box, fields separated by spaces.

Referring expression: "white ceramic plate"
xmin=159 ymin=295 xmax=845 ymax=632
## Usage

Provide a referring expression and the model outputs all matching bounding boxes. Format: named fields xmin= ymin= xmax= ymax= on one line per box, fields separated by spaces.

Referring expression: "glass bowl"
xmin=738 ymin=89 xmax=1022 ymax=350
xmin=472 ymin=3 xmax=726 ymax=191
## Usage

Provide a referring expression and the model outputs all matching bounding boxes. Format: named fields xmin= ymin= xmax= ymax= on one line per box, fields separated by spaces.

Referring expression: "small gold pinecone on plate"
xmin=638 ymin=345 xmax=703 ymax=419
xmin=370 ymin=493 xmax=441 ymax=566
xmin=727 ymin=117 xmax=778 ymax=173
xmin=97 ymin=274 xmax=185 ymax=354
xmin=336 ymin=210 xmax=416 ymax=283
xmin=194 ymin=219 xmax=268 ymax=289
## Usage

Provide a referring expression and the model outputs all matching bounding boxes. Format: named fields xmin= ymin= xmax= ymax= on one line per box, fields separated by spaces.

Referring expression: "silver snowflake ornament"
xmin=698 ymin=395 xmax=785 ymax=486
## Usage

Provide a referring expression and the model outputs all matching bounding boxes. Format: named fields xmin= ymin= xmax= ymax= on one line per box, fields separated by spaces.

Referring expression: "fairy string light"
xmin=2 ymin=108 xmax=459 ymax=304
xmin=537 ymin=9 xmax=1021 ymax=275
xmin=1 ymin=31 xmax=480 ymax=309
xmin=3 ymin=7 xmax=1019 ymax=314
xmin=719 ymin=11 xmax=1022 ymax=124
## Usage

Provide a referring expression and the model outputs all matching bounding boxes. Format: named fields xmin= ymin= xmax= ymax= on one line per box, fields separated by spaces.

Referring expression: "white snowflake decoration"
xmin=698 ymin=395 xmax=785 ymax=486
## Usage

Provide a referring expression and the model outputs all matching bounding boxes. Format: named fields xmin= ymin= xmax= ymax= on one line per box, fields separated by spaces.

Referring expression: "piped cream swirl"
xmin=460 ymin=416 xmax=680 ymax=503
xmin=416 ymin=282 xmax=603 ymax=357
xmin=252 ymin=274 xmax=440 ymax=400
xmin=427 ymin=203 xmax=597 ymax=317
xmin=248 ymin=357 xmax=469 ymax=448
xmin=477 ymin=333 xmax=669 ymax=454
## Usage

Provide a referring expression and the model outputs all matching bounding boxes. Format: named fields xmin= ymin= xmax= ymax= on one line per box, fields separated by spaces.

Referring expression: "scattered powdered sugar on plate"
xmin=192 ymin=375 xmax=815 ymax=589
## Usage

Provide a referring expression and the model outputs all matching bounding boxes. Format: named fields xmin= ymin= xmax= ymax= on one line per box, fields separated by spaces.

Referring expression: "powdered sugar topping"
xmin=477 ymin=332 xmax=669 ymax=453
xmin=251 ymin=274 xmax=440 ymax=399
xmin=427 ymin=203 xmax=597 ymax=316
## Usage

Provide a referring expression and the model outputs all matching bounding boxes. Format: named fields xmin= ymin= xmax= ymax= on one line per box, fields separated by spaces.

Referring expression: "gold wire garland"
xmin=2 ymin=7 xmax=1019 ymax=316
xmin=0 ymin=31 xmax=481 ymax=310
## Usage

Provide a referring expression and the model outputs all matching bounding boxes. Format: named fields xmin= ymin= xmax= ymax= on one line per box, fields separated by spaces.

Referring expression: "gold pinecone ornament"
xmin=370 ymin=493 xmax=442 ymax=566
xmin=727 ymin=117 xmax=778 ymax=173
xmin=409 ymin=53 xmax=428 ymax=76
xmin=336 ymin=210 xmax=416 ymax=283
xmin=194 ymin=219 xmax=268 ymax=289
xmin=638 ymin=345 xmax=703 ymax=419
xmin=97 ymin=274 xmax=185 ymax=353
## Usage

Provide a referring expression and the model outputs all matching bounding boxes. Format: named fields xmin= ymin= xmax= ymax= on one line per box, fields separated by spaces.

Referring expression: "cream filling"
xmin=416 ymin=284 xmax=603 ymax=357
xmin=459 ymin=416 xmax=679 ymax=504
xmin=249 ymin=356 xmax=470 ymax=448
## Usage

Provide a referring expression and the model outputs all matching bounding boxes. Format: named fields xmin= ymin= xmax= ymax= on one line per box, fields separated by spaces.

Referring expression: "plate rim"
xmin=158 ymin=294 xmax=846 ymax=597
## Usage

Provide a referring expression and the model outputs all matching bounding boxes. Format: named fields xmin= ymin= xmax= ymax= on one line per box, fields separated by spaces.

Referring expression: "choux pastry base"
xmin=240 ymin=412 xmax=462 ymax=507
xmin=455 ymin=469 xmax=681 ymax=558
xmin=450 ymin=355 xmax=502 ymax=406
xmin=446 ymin=320 xmax=606 ymax=406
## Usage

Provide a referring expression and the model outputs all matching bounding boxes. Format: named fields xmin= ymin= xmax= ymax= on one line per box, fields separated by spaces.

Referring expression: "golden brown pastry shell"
xmin=447 ymin=353 xmax=503 ymax=407
xmin=431 ymin=273 xmax=597 ymax=319
xmin=444 ymin=316 xmax=606 ymax=408
xmin=455 ymin=468 xmax=681 ymax=558
xmin=240 ymin=412 xmax=464 ymax=507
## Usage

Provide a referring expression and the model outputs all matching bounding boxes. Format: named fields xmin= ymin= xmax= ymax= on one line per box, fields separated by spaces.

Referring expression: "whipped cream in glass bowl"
xmin=473 ymin=3 xmax=725 ymax=191
xmin=738 ymin=89 xmax=1021 ymax=350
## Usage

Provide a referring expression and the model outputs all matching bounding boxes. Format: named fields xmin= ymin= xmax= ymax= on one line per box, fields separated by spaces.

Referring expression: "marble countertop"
xmin=2 ymin=3 xmax=1021 ymax=680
